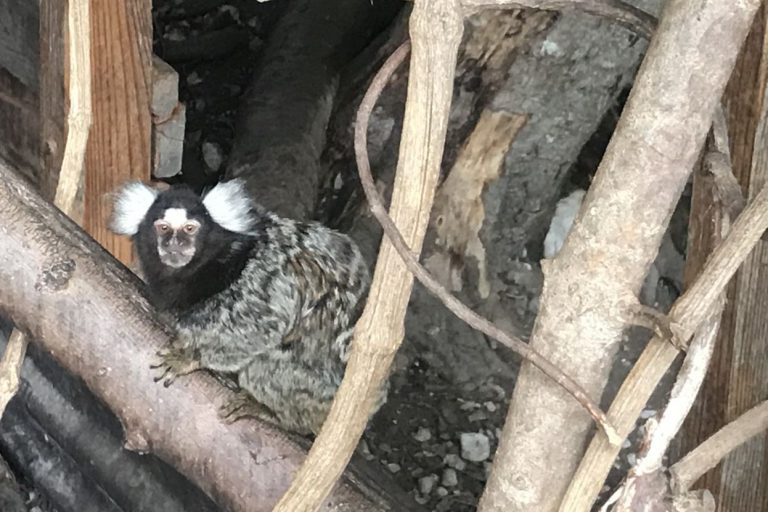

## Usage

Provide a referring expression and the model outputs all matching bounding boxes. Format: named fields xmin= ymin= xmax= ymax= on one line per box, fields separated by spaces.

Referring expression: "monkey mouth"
xmin=158 ymin=249 xmax=194 ymax=269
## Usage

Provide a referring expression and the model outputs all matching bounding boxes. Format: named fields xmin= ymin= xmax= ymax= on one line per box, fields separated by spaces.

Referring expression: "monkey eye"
xmin=154 ymin=222 xmax=170 ymax=234
xmin=183 ymin=223 xmax=199 ymax=235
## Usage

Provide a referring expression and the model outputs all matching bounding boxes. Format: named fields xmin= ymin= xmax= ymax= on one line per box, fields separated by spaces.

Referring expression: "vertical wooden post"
xmin=676 ymin=4 xmax=768 ymax=509
xmin=39 ymin=0 xmax=68 ymax=206
xmin=84 ymin=0 xmax=152 ymax=265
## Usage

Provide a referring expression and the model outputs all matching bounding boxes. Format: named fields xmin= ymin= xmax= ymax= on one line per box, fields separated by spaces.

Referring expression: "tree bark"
xmin=477 ymin=0 xmax=761 ymax=510
xmin=0 ymin=157 xmax=396 ymax=512
xmin=0 ymin=323 xmax=220 ymax=512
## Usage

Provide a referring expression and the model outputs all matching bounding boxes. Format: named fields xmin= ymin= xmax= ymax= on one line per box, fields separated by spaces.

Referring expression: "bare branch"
xmin=561 ymin=138 xmax=768 ymax=511
xmin=272 ymin=1 xmax=465 ymax=510
xmin=671 ymin=400 xmax=768 ymax=492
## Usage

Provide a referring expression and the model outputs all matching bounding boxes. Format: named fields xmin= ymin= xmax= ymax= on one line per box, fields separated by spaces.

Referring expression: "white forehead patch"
xmin=202 ymin=179 xmax=255 ymax=234
xmin=110 ymin=182 xmax=159 ymax=236
xmin=162 ymin=208 xmax=189 ymax=229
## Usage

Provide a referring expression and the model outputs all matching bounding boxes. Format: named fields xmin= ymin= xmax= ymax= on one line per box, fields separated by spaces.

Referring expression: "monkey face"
xmin=153 ymin=208 xmax=201 ymax=268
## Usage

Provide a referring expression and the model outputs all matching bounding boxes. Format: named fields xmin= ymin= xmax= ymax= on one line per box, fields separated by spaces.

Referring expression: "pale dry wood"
xmin=0 ymin=0 xmax=91 ymax=419
xmin=477 ymin=0 xmax=762 ymax=510
xmin=671 ymin=400 xmax=768 ymax=492
xmin=84 ymin=0 xmax=152 ymax=266
xmin=560 ymin=180 xmax=768 ymax=512
xmin=272 ymin=2 xmax=464 ymax=510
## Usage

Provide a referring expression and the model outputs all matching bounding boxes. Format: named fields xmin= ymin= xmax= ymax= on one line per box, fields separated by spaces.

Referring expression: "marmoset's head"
xmin=110 ymin=180 xmax=256 ymax=270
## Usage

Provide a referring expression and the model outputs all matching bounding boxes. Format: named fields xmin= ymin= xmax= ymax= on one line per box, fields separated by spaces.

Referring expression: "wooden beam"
xmin=675 ymin=4 xmax=768 ymax=509
xmin=39 ymin=0 xmax=69 ymax=206
xmin=84 ymin=0 xmax=152 ymax=265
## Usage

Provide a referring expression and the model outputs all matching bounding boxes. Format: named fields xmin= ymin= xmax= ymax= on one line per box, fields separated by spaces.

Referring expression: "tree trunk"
xmin=477 ymin=0 xmax=761 ymax=510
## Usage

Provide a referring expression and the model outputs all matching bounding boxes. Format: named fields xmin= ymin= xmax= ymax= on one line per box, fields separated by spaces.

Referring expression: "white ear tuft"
xmin=202 ymin=179 xmax=255 ymax=234
xmin=543 ymin=189 xmax=586 ymax=259
xmin=109 ymin=182 xmax=159 ymax=236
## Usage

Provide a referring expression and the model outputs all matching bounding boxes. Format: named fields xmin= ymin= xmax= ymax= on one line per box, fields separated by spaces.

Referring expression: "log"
xmin=0 ymin=156 xmax=395 ymax=512
xmin=226 ymin=0 xmax=402 ymax=220
xmin=0 ymin=321 xmax=220 ymax=512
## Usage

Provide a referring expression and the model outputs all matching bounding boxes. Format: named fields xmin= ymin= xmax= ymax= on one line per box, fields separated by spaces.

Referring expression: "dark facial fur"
xmin=133 ymin=186 xmax=261 ymax=311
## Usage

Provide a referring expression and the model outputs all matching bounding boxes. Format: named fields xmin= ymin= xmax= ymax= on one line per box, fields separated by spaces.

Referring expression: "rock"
xmin=418 ymin=474 xmax=438 ymax=495
xmin=152 ymin=104 xmax=186 ymax=179
xmin=151 ymin=55 xmax=179 ymax=119
xmin=443 ymin=453 xmax=466 ymax=471
xmin=441 ymin=468 xmax=458 ymax=487
xmin=460 ymin=433 xmax=491 ymax=462
xmin=413 ymin=427 xmax=432 ymax=443
xmin=386 ymin=462 xmax=401 ymax=473
xmin=436 ymin=487 xmax=449 ymax=498
xmin=202 ymin=141 xmax=223 ymax=172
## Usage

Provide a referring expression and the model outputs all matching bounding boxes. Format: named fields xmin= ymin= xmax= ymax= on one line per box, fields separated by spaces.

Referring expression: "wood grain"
xmin=84 ymin=0 xmax=152 ymax=265
xmin=676 ymin=6 xmax=768 ymax=511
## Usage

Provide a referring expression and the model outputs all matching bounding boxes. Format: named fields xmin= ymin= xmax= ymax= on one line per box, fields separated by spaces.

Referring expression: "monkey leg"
xmin=218 ymin=389 xmax=281 ymax=428
xmin=237 ymin=356 xmax=341 ymax=436
xmin=150 ymin=345 xmax=202 ymax=387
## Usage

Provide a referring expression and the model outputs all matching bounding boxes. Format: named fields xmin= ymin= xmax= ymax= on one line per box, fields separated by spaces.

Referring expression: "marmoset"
xmin=109 ymin=179 xmax=386 ymax=435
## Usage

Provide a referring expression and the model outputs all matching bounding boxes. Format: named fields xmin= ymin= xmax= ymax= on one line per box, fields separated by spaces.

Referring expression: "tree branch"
xmin=478 ymin=0 xmax=762 ymax=510
xmin=670 ymin=399 xmax=768 ymax=492
xmin=272 ymin=1 xmax=464 ymax=510
xmin=561 ymin=138 xmax=768 ymax=510
xmin=0 ymin=159 xmax=390 ymax=512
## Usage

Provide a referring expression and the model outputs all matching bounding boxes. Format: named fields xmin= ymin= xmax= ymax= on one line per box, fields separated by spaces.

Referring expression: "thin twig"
xmin=355 ymin=41 xmax=620 ymax=445
xmin=670 ymin=399 xmax=768 ymax=492
xmin=0 ymin=0 xmax=91 ymax=418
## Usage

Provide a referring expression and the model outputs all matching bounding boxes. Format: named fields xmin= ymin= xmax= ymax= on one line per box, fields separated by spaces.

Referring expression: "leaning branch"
xmin=272 ymin=1 xmax=464 ymax=510
xmin=670 ymin=399 xmax=768 ymax=492
xmin=0 ymin=160 xmax=388 ymax=512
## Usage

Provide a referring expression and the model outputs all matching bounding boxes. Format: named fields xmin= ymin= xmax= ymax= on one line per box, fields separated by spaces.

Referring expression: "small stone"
xmin=441 ymin=468 xmax=458 ymax=487
xmin=627 ymin=453 xmax=637 ymax=466
xmin=640 ymin=409 xmax=657 ymax=419
xmin=386 ymin=462 xmax=401 ymax=473
xmin=418 ymin=474 xmax=438 ymax=495
xmin=443 ymin=453 xmax=466 ymax=471
xmin=202 ymin=141 xmax=223 ymax=172
xmin=413 ymin=427 xmax=432 ymax=443
xmin=379 ymin=443 xmax=391 ymax=453
xmin=460 ymin=432 xmax=491 ymax=462
xmin=484 ymin=401 xmax=497 ymax=412
xmin=414 ymin=494 xmax=429 ymax=505
xmin=459 ymin=400 xmax=480 ymax=411
xmin=186 ymin=71 xmax=203 ymax=86
xmin=468 ymin=410 xmax=488 ymax=422
xmin=359 ymin=439 xmax=374 ymax=461
xmin=436 ymin=487 xmax=449 ymax=498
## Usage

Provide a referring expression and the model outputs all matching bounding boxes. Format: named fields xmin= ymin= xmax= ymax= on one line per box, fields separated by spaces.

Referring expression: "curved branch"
xmin=356 ymin=42 xmax=619 ymax=443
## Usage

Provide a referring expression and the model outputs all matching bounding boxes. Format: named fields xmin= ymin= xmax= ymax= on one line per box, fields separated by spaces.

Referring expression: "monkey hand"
xmin=150 ymin=345 xmax=202 ymax=387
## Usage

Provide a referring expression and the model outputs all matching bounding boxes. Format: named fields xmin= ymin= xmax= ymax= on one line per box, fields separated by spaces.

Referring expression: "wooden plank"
xmin=39 ymin=0 xmax=69 ymax=206
xmin=676 ymin=5 xmax=768 ymax=510
xmin=0 ymin=0 xmax=39 ymax=88
xmin=0 ymin=67 xmax=39 ymax=183
xmin=84 ymin=0 xmax=152 ymax=265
